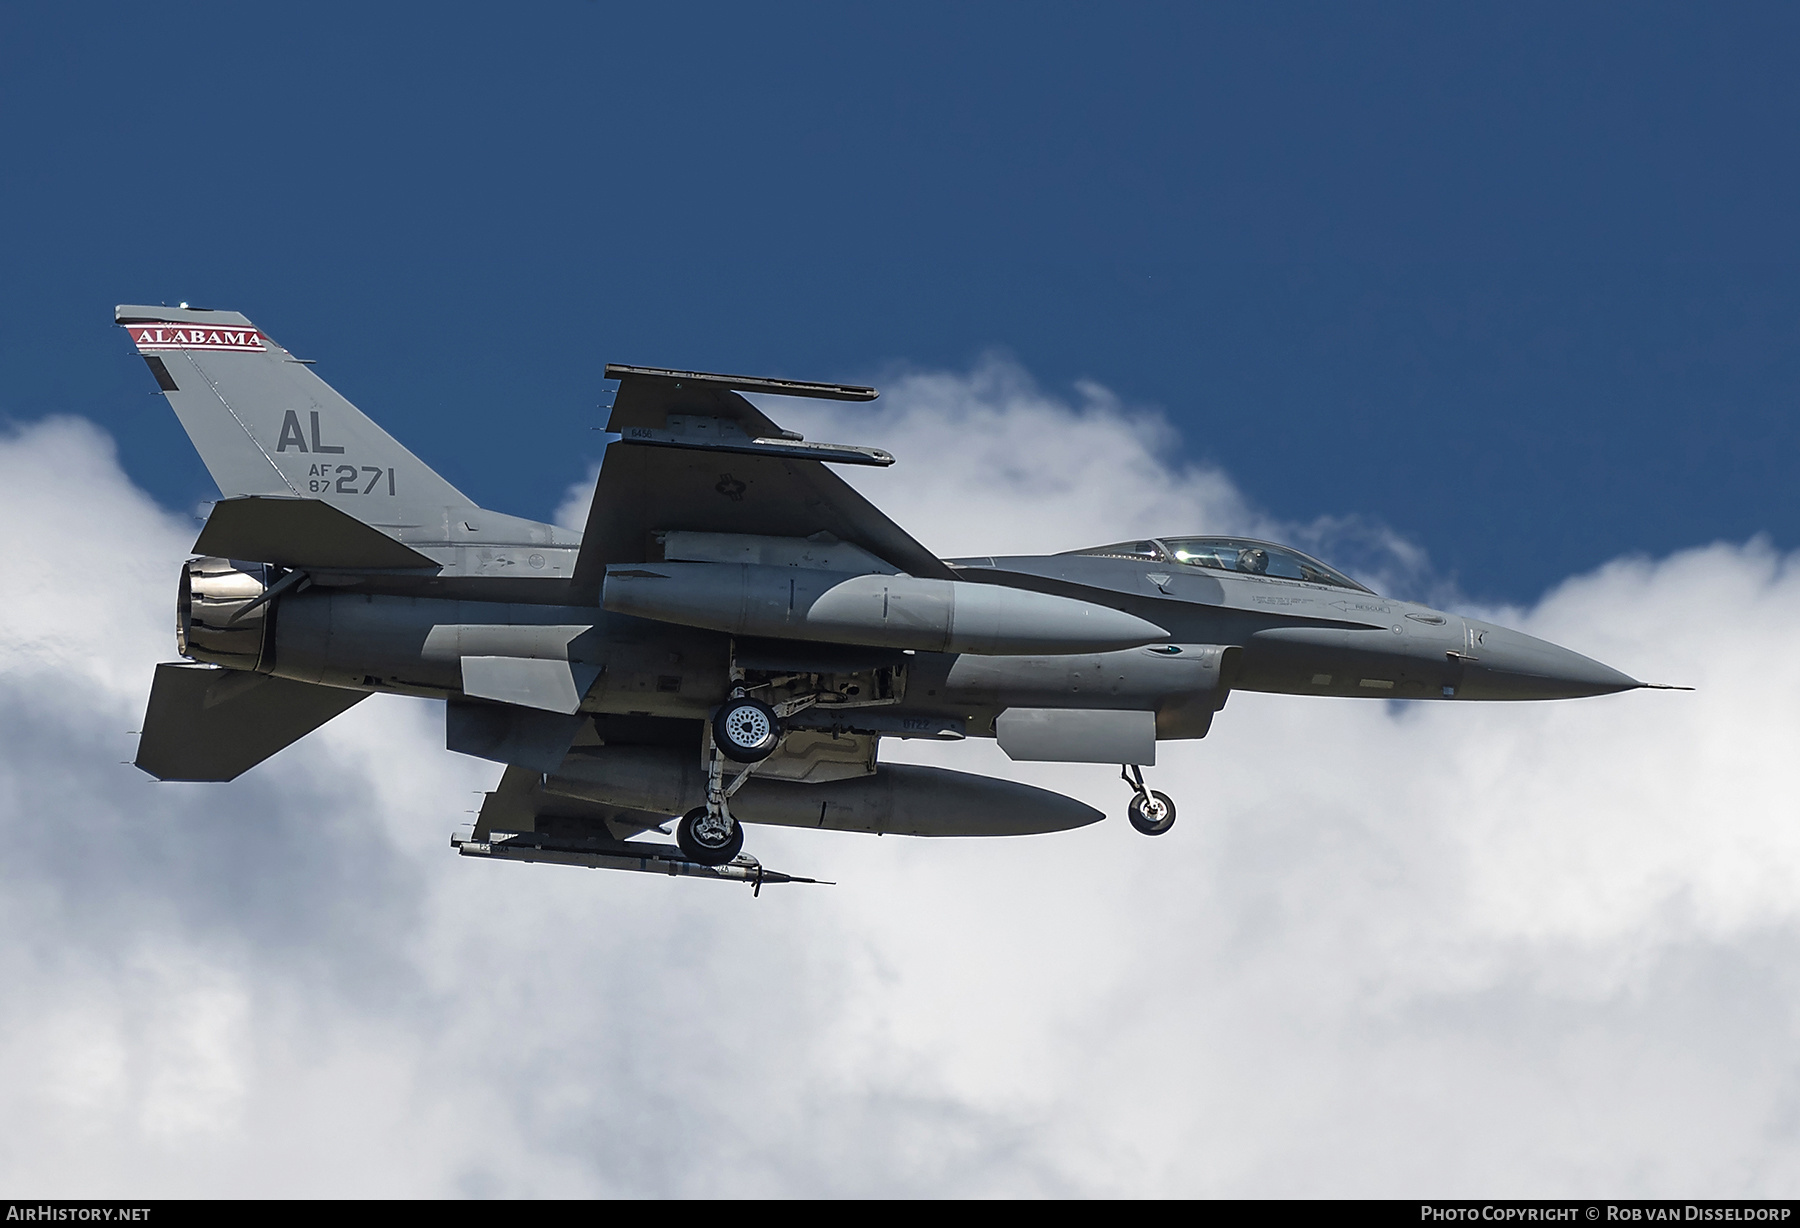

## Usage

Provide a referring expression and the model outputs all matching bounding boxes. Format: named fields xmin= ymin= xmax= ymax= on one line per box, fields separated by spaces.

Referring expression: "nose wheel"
xmin=1122 ymin=764 xmax=1176 ymax=836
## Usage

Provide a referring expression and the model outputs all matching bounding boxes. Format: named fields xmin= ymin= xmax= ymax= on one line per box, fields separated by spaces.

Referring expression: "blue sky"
xmin=5 ymin=2 xmax=1797 ymax=598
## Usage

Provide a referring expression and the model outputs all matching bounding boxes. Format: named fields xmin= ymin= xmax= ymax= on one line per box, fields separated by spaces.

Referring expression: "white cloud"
xmin=554 ymin=460 xmax=601 ymax=532
xmin=1 ymin=372 xmax=1797 ymax=1196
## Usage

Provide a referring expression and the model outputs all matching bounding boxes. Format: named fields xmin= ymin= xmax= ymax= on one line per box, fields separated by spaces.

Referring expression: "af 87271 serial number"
xmin=305 ymin=464 xmax=395 ymax=495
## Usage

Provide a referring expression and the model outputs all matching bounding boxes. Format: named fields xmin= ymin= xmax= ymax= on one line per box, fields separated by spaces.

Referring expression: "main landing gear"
xmin=679 ymin=743 xmax=750 ymax=868
xmin=712 ymin=697 xmax=782 ymax=763
xmin=681 ymin=693 xmax=792 ymax=867
xmin=687 ymin=656 xmax=896 ymax=865
xmin=678 ymin=805 xmax=745 ymax=865
xmin=1121 ymin=764 xmax=1176 ymax=836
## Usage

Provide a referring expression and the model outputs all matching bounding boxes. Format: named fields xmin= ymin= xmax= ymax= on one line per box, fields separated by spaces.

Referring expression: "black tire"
xmin=713 ymin=698 xmax=782 ymax=763
xmin=677 ymin=806 xmax=744 ymax=866
xmin=1127 ymin=790 xmax=1177 ymax=836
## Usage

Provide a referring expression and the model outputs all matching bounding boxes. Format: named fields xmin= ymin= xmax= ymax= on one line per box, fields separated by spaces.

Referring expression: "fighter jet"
xmin=122 ymin=305 xmax=1661 ymax=887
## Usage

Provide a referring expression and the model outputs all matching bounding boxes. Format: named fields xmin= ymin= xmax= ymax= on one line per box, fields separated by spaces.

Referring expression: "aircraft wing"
xmin=474 ymin=763 xmax=671 ymax=841
xmin=570 ymin=365 xmax=953 ymax=600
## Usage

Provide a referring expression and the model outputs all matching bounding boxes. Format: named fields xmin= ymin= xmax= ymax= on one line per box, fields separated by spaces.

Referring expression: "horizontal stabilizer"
xmin=135 ymin=662 xmax=367 ymax=781
xmin=194 ymin=496 xmax=438 ymax=569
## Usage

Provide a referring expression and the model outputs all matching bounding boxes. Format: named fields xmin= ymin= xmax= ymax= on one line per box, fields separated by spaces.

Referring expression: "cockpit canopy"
xmin=1062 ymin=536 xmax=1373 ymax=593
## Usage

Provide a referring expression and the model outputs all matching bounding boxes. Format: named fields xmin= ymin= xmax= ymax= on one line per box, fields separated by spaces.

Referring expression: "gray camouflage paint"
xmin=120 ymin=304 xmax=1648 ymax=858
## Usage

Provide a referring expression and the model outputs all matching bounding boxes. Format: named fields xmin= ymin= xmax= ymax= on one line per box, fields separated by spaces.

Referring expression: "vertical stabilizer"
xmin=117 ymin=305 xmax=473 ymax=530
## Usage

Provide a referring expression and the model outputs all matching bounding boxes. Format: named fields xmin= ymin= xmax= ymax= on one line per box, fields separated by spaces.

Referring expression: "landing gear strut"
xmin=681 ymin=696 xmax=784 ymax=867
xmin=680 ymin=735 xmax=750 ymax=867
xmin=689 ymin=654 xmax=882 ymax=867
xmin=1122 ymin=764 xmax=1176 ymax=836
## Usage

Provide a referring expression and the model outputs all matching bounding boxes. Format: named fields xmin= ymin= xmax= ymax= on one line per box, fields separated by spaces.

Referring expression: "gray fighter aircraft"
xmin=123 ymin=305 xmax=1658 ymax=887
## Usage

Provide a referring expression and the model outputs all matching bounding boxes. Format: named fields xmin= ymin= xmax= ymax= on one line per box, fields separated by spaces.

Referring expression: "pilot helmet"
xmin=1237 ymin=546 xmax=1270 ymax=574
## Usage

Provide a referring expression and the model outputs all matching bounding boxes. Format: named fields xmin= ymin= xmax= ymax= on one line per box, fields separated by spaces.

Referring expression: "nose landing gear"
xmin=1122 ymin=764 xmax=1176 ymax=836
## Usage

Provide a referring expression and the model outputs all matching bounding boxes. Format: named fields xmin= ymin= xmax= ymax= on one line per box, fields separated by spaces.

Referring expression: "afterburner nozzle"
xmin=177 ymin=557 xmax=272 ymax=670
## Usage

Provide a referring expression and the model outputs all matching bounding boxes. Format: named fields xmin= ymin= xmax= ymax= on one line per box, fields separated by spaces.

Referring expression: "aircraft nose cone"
xmin=1458 ymin=620 xmax=1641 ymax=700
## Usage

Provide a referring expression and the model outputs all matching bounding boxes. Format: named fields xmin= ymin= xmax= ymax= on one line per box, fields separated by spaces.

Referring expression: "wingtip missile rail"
xmin=600 ymin=363 xmax=879 ymax=403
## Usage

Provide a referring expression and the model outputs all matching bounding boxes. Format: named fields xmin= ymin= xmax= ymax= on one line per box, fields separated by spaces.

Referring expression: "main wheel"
xmin=1127 ymin=790 xmax=1177 ymax=836
xmin=677 ymin=806 xmax=745 ymax=866
xmin=713 ymin=698 xmax=782 ymax=763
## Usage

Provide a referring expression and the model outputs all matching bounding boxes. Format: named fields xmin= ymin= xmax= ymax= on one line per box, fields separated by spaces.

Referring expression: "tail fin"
xmin=117 ymin=305 xmax=472 ymax=528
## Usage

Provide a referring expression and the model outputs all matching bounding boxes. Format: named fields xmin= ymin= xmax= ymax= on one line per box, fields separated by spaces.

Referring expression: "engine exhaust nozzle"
xmin=177 ymin=556 xmax=272 ymax=670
